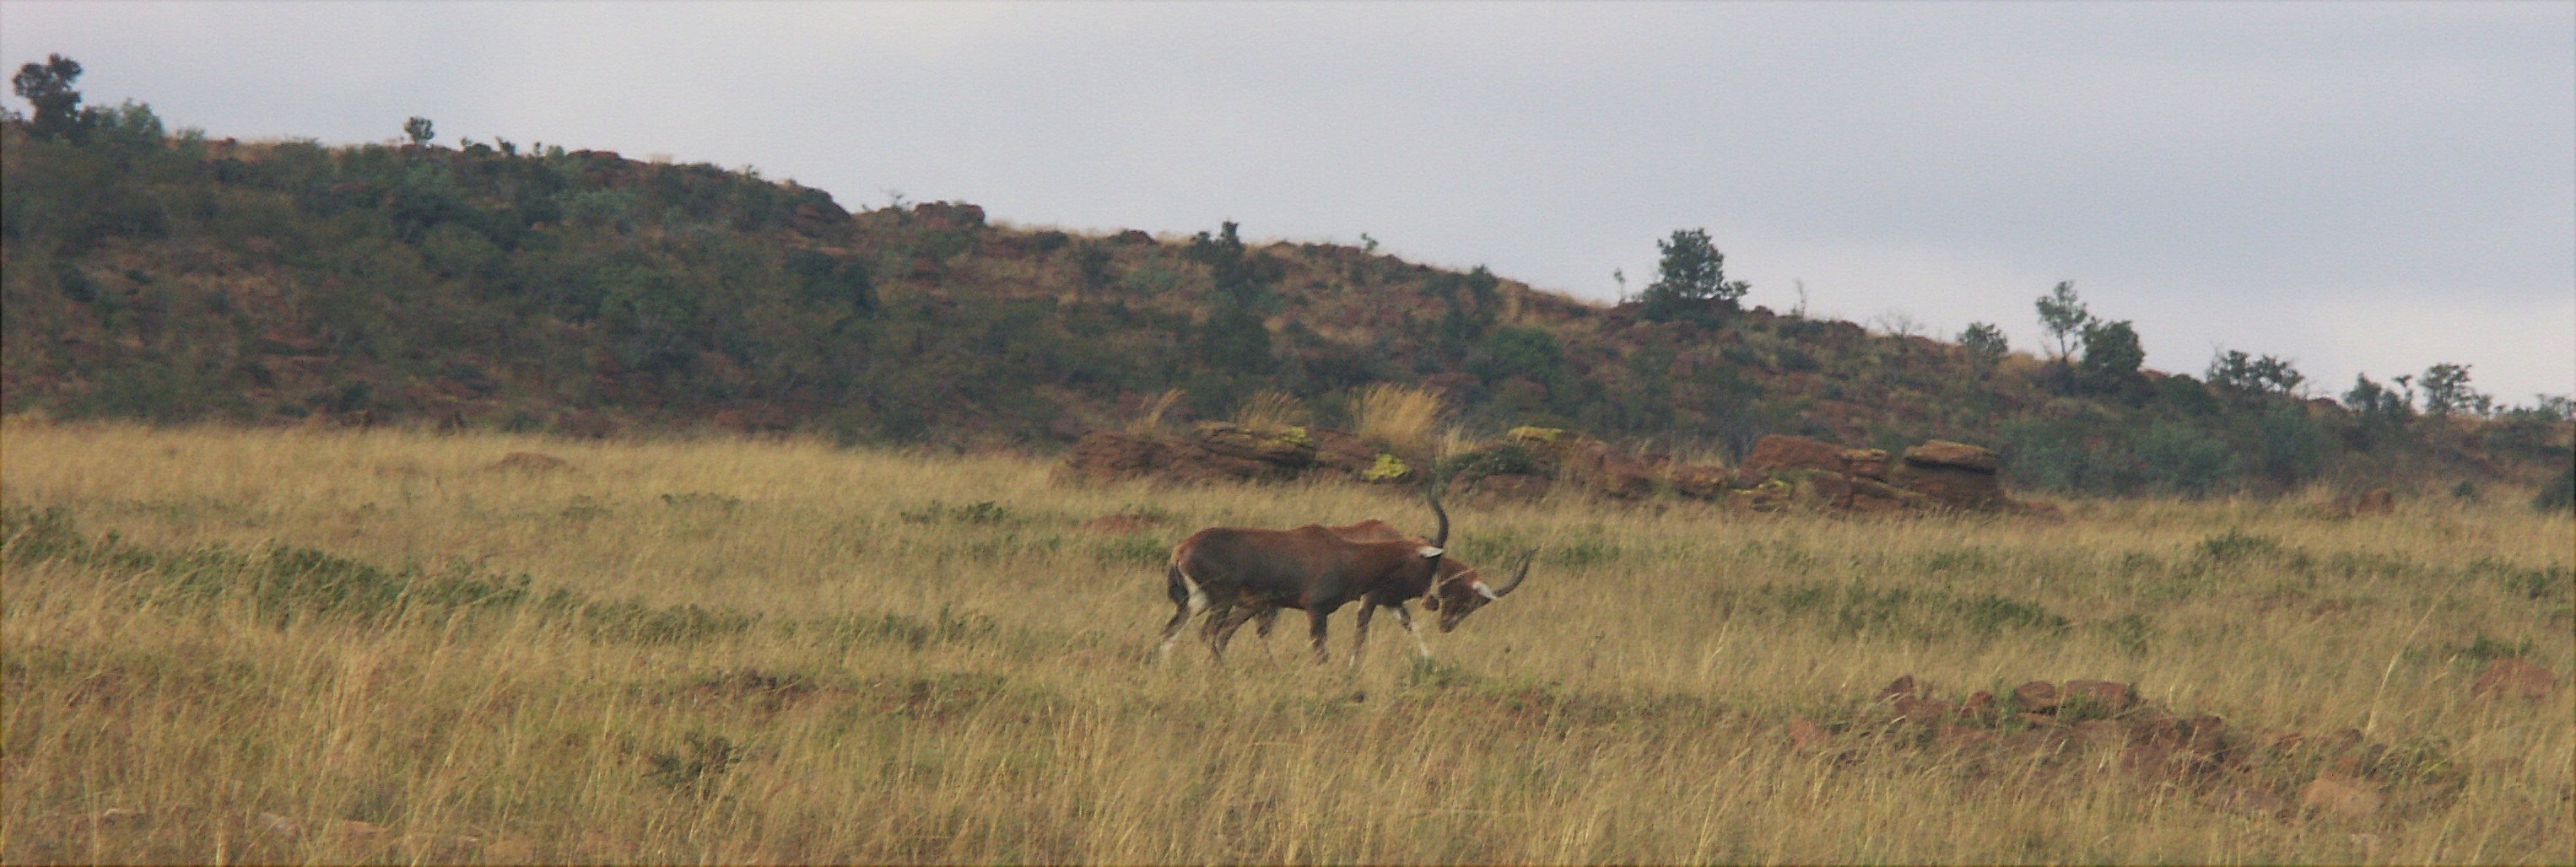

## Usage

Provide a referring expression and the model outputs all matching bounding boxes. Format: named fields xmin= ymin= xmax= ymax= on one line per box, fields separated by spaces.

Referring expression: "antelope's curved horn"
xmin=1491 ymin=548 xmax=1536 ymax=597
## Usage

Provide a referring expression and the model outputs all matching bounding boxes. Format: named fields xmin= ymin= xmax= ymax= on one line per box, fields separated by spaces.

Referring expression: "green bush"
xmin=2536 ymin=462 xmax=2575 ymax=513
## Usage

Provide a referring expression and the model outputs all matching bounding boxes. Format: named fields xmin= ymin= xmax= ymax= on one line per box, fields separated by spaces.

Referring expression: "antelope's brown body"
xmin=1154 ymin=492 xmax=1530 ymax=664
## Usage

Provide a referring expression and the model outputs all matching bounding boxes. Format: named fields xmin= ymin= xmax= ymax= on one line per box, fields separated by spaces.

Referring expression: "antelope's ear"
xmin=1472 ymin=581 xmax=1498 ymax=600
xmin=1417 ymin=546 xmax=1444 ymax=558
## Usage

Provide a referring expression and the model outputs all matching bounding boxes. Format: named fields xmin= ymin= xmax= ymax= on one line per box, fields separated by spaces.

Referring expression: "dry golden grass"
xmin=1233 ymin=391 xmax=1312 ymax=431
xmin=1128 ymin=389 xmax=1185 ymax=436
xmin=1353 ymin=384 xmax=1445 ymax=455
xmin=2 ymin=417 xmax=2569 ymax=864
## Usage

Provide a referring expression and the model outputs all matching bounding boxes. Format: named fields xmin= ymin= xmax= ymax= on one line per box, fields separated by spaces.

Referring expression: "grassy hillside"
xmin=2 ymin=103 xmax=2568 ymax=500
xmin=3 ymin=419 xmax=2569 ymax=862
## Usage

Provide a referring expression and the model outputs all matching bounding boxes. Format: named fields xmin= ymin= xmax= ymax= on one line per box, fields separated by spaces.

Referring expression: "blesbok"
xmin=1155 ymin=488 xmax=1532 ymax=664
xmin=1232 ymin=520 xmax=1535 ymax=650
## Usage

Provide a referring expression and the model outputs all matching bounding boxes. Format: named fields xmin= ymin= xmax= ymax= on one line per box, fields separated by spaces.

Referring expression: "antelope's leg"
xmin=1392 ymin=604 xmax=1433 ymax=660
xmin=1155 ymin=600 xmax=1193 ymax=660
xmin=1210 ymin=605 xmax=1261 ymax=660
xmin=1348 ymin=603 xmax=1376 ymax=667
xmin=1306 ymin=609 xmax=1332 ymax=665
xmin=1198 ymin=600 xmax=1238 ymax=652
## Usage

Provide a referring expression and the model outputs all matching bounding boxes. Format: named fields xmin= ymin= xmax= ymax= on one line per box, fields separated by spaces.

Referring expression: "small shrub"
xmin=1923 ymin=547 xmax=2000 ymax=574
xmin=560 ymin=496 xmax=612 ymax=520
xmin=2196 ymin=530 xmax=2280 ymax=563
xmin=792 ymin=606 xmax=997 ymax=652
xmin=1439 ymin=444 xmax=1540 ymax=481
xmin=2467 ymin=558 xmax=2572 ymax=604
xmin=2097 ymin=613 xmax=2154 ymax=657
xmin=1547 ymin=537 xmax=1620 ymax=568
xmin=661 ymin=492 xmax=743 ymax=510
xmin=2448 ymin=634 xmax=2535 ymax=664
xmin=1094 ymin=534 xmax=1169 ymax=568
xmin=1401 ymin=657 xmax=1483 ymax=691
xmin=900 ymin=500 xmax=1015 ymax=525
xmin=2535 ymin=463 xmax=2575 ymax=513
xmin=1956 ymin=594 xmax=2071 ymax=633
xmin=567 ymin=597 xmax=760 ymax=644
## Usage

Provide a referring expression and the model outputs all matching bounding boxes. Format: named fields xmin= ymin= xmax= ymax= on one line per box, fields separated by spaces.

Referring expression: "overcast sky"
xmin=7 ymin=2 xmax=2571 ymax=402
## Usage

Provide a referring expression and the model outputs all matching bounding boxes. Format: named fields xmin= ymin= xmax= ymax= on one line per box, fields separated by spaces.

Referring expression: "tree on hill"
xmin=1638 ymin=228 xmax=1748 ymax=325
xmin=11 ymin=54 xmax=87 ymax=140
xmin=2418 ymin=363 xmax=2490 ymax=417
xmin=2078 ymin=319 xmax=2144 ymax=384
xmin=2206 ymin=349 xmax=2304 ymax=396
xmin=1958 ymin=322 xmax=2009 ymax=365
xmin=403 ymin=116 xmax=435 ymax=147
xmin=2344 ymin=374 xmax=2409 ymax=418
xmin=2034 ymin=280 xmax=2091 ymax=363
xmin=1187 ymin=221 xmax=1273 ymax=377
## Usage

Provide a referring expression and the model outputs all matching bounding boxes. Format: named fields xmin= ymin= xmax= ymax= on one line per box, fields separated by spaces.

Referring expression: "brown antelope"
xmin=1156 ymin=488 xmax=1532 ymax=664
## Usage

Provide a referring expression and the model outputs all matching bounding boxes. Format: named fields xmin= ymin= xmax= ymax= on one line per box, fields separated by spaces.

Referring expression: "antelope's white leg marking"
xmin=1178 ymin=564 xmax=1209 ymax=613
xmin=1395 ymin=605 xmax=1433 ymax=660
xmin=1158 ymin=560 xmax=1208 ymax=660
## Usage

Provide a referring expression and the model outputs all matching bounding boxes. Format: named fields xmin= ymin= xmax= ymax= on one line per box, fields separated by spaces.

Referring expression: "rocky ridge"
xmin=1057 ymin=424 xmax=2049 ymax=515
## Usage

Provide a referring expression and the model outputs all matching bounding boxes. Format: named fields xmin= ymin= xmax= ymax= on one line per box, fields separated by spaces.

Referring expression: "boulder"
xmin=1461 ymin=471 xmax=1552 ymax=503
xmin=1189 ymin=421 xmax=1315 ymax=466
xmin=1846 ymin=477 xmax=1934 ymax=514
xmin=2071 ymin=718 xmax=2125 ymax=748
xmin=1798 ymin=472 xmax=1855 ymax=509
xmin=1785 ymin=718 xmax=1834 ymax=751
xmin=1840 ymin=448 xmax=1892 ymax=481
xmin=1669 ymin=465 xmax=1731 ymax=499
xmin=1890 ymin=696 xmax=1954 ymax=724
xmin=1305 ymin=428 xmax=1385 ymax=479
xmin=1054 ymin=432 xmax=1168 ymax=483
xmin=2208 ymin=784 xmax=2292 ymax=820
xmin=2471 ymin=657 xmax=2557 ymax=700
xmin=1903 ymin=439 xmax=2001 ymax=473
xmin=2299 ymin=774 xmax=2384 ymax=820
xmin=910 ymin=200 xmax=986 ymax=229
xmin=1892 ymin=461 xmax=2003 ymax=509
xmin=1565 ymin=439 xmax=1657 ymax=499
xmin=1165 ymin=446 xmax=1299 ymax=483
xmin=1671 ymin=465 xmax=1766 ymax=499
xmin=1962 ymin=690 xmax=1999 ymax=724
xmin=1744 ymin=434 xmax=1850 ymax=475
xmin=1726 ymin=482 xmax=1794 ymax=513
xmin=2061 ymin=680 xmax=2139 ymax=714
xmin=2014 ymin=680 xmax=2060 ymax=713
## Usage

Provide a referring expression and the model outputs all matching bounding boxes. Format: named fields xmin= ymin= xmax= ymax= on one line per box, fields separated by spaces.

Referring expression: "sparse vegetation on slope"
xmin=3 ymin=65 xmax=2568 ymax=499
